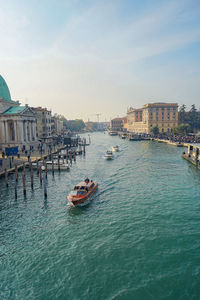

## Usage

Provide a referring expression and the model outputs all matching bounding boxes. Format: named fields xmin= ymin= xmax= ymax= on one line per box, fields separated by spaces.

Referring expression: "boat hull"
xmin=104 ymin=155 xmax=113 ymax=160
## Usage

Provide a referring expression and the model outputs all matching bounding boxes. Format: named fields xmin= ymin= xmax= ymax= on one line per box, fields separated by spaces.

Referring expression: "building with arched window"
xmin=127 ymin=102 xmax=178 ymax=134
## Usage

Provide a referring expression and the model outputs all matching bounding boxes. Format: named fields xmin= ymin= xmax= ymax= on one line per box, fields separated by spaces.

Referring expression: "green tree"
xmin=179 ymin=104 xmax=186 ymax=124
xmin=188 ymin=104 xmax=198 ymax=132
xmin=65 ymin=119 xmax=85 ymax=132
xmin=176 ymin=123 xmax=191 ymax=135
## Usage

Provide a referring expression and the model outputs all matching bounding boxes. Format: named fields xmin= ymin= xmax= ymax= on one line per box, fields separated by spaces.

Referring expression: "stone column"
xmin=0 ymin=121 xmax=4 ymax=144
xmin=18 ymin=121 xmax=23 ymax=143
xmin=5 ymin=121 xmax=9 ymax=143
xmin=33 ymin=121 xmax=37 ymax=141
xmin=23 ymin=121 xmax=26 ymax=142
xmin=27 ymin=121 xmax=30 ymax=142
xmin=2 ymin=121 xmax=6 ymax=143
xmin=30 ymin=122 xmax=33 ymax=142
xmin=14 ymin=121 xmax=18 ymax=143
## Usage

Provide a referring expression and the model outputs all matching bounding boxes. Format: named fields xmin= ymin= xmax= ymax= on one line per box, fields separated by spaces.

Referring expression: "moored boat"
xmin=67 ymin=179 xmax=98 ymax=206
xmin=32 ymin=161 xmax=70 ymax=171
xmin=108 ymin=130 xmax=118 ymax=136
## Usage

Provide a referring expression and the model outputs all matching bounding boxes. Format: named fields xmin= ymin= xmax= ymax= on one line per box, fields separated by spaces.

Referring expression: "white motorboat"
xmin=104 ymin=150 xmax=113 ymax=160
xmin=112 ymin=145 xmax=119 ymax=152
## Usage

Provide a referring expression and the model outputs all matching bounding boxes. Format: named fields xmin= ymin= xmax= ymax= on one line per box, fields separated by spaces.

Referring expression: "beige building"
xmin=32 ymin=107 xmax=52 ymax=141
xmin=110 ymin=117 xmax=127 ymax=132
xmin=51 ymin=115 xmax=64 ymax=136
xmin=127 ymin=102 xmax=178 ymax=134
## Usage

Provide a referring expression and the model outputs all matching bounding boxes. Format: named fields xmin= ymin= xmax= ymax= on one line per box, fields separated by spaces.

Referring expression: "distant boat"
xmin=112 ymin=145 xmax=119 ymax=152
xmin=104 ymin=150 xmax=113 ymax=160
xmin=108 ymin=130 xmax=118 ymax=136
xmin=67 ymin=179 xmax=98 ymax=206
xmin=121 ymin=134 xmax=126 ymax=139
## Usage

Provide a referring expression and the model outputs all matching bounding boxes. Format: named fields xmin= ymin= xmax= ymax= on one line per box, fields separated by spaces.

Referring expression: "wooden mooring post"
xmin=36 ymin=159 xmax=39 ymax=175
xmin=42 ymin=166 xmax=47 ymax=198
xmin=5 ymin=168 xmax=8 ymax=187
xmin=66 ymin=148 xmax=68 ymax=163
xmin=70 ymin=153 xmax=72 ymax=165
xmin=39 ymin=166 xmax=42 ymax=184
xmin=45 ymin=162 xmax=47 ymax=179
xmin=73 ymin=151 xmax=76 ymax=162
xmin=58 ymin=156 xmax=60 ymax=172
xmin=30 ymin=161 xmax=34 ymax=189
xmin=14 ymin=165 xmax=18 ymax=199
xmin=52 ymin=159 xmax=54 ymax=176
xmin=15 ymin=164 xmax=18 ymax=182
xmin=14 ymin=178 xmax=17 ymax=199
xmin=23 ymin=165 xmax=26 ymax=196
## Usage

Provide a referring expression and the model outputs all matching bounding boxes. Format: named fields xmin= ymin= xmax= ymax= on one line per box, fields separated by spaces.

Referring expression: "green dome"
xmin=0 ymin=75 xmax=11 ymax=101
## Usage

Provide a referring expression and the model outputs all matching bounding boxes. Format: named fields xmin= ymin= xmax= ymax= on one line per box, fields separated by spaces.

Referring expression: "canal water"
xmin=0 ymin=133 xmax=200 ymax=300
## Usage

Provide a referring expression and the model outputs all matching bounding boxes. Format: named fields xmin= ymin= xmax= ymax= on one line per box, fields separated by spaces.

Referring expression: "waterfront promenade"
xmin=0 ymin=144 xmax=78 ymax=178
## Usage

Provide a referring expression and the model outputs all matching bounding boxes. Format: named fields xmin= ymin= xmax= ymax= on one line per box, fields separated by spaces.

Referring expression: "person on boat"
xmin=85 ymin=178 xmax=90 ymax=184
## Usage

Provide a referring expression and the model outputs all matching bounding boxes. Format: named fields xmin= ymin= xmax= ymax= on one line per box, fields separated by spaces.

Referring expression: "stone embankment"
xmin=182 ymin=152 xmax=200 ymax=170
xmin=152 ymin=138 xmax=185 ymax=147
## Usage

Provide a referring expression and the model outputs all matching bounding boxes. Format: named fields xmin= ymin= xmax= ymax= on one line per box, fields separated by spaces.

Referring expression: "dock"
xmin=182 ymin=144 xmax=200 ymax=170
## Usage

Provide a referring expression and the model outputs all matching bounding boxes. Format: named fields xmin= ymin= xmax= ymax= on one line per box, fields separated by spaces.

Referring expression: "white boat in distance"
xmin=112 ymin=145 xmax=119 ymax=152
xmin=104 ymin=150 xmax=113 ymax=160
xmin=108 ymin=130 xmax=118 ymax=136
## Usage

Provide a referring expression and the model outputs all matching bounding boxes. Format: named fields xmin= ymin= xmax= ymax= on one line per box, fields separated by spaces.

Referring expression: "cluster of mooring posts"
xmin=182 ymin=144 xmax=200 ymax=170
xmin=1 ymin=142 xmax=86 ymax=200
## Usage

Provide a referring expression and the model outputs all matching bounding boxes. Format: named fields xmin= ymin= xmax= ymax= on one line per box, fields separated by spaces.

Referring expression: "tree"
xmin=64 ymin=119 xmax=85 ymax=132
xmin=176 ymin=123 xmax=191 ymax=135
xmin=179 ymin=104 xmax=186 ymax=124
xmin=188 ymin=104 xmax=198 ymax=132
xmin=151 ymin=126 xmax=159 ymax=135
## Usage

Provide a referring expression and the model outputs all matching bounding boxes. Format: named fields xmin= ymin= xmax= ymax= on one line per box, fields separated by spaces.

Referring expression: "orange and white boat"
xmin=67 ymin=179 xmax=98 ymax=206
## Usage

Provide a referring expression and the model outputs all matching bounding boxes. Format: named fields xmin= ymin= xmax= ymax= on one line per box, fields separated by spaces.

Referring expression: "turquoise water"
xmin=0 ymin=133 xmax=200 ymax=300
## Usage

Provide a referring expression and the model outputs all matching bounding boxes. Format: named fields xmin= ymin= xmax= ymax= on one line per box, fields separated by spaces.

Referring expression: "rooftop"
xmin=3 ymin=106 xmax=26 ymax=115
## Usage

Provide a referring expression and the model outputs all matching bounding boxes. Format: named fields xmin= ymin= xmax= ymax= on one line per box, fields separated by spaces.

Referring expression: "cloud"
xmin=50 ymin=0 xmax=200 ymax=65
xmin=0 ymin=0 xmax=200 ymax=119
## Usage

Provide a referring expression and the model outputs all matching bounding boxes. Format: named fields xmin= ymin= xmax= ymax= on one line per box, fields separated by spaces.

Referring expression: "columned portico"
xmin=0 ymin=110 xmax=38 ymax=149
xmin=0 ymin=75 xmax=38 ymax=150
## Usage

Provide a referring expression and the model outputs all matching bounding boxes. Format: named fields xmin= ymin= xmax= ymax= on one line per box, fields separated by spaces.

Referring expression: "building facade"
xmin=127 ymin=102 xmax=178 ymax=134
xmin=32 ymin=107 xmax=52 ymax=141
xmin=110 ymin=117 xmax=127 ymax=132
xmin=0 ymin=75 xmax=37 ymax=150
xmin=51 ymin=115 xmax=64 ymax=136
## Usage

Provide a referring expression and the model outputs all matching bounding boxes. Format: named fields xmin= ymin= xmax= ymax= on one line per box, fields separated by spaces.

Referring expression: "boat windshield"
xmin=77 ymin=190 xmax=87 ymax=195
xmin=71 ymin=190 xmax=78 ymax=196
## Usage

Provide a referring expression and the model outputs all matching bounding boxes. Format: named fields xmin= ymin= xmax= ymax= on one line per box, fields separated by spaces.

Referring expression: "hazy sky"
xmin=0 ymin=0 xmax=200 ymax=121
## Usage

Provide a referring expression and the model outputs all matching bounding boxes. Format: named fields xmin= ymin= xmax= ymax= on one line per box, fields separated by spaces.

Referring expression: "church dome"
xmin=0 ymin=75 xmax=12 ymax=101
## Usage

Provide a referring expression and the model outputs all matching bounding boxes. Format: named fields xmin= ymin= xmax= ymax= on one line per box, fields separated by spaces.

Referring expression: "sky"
xmin=0 ymin=0 xmax=200 ymax=122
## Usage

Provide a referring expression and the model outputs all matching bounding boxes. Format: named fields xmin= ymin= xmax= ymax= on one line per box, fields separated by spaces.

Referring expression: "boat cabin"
xmin=71 ymin=181 xmax=95 ymax=196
